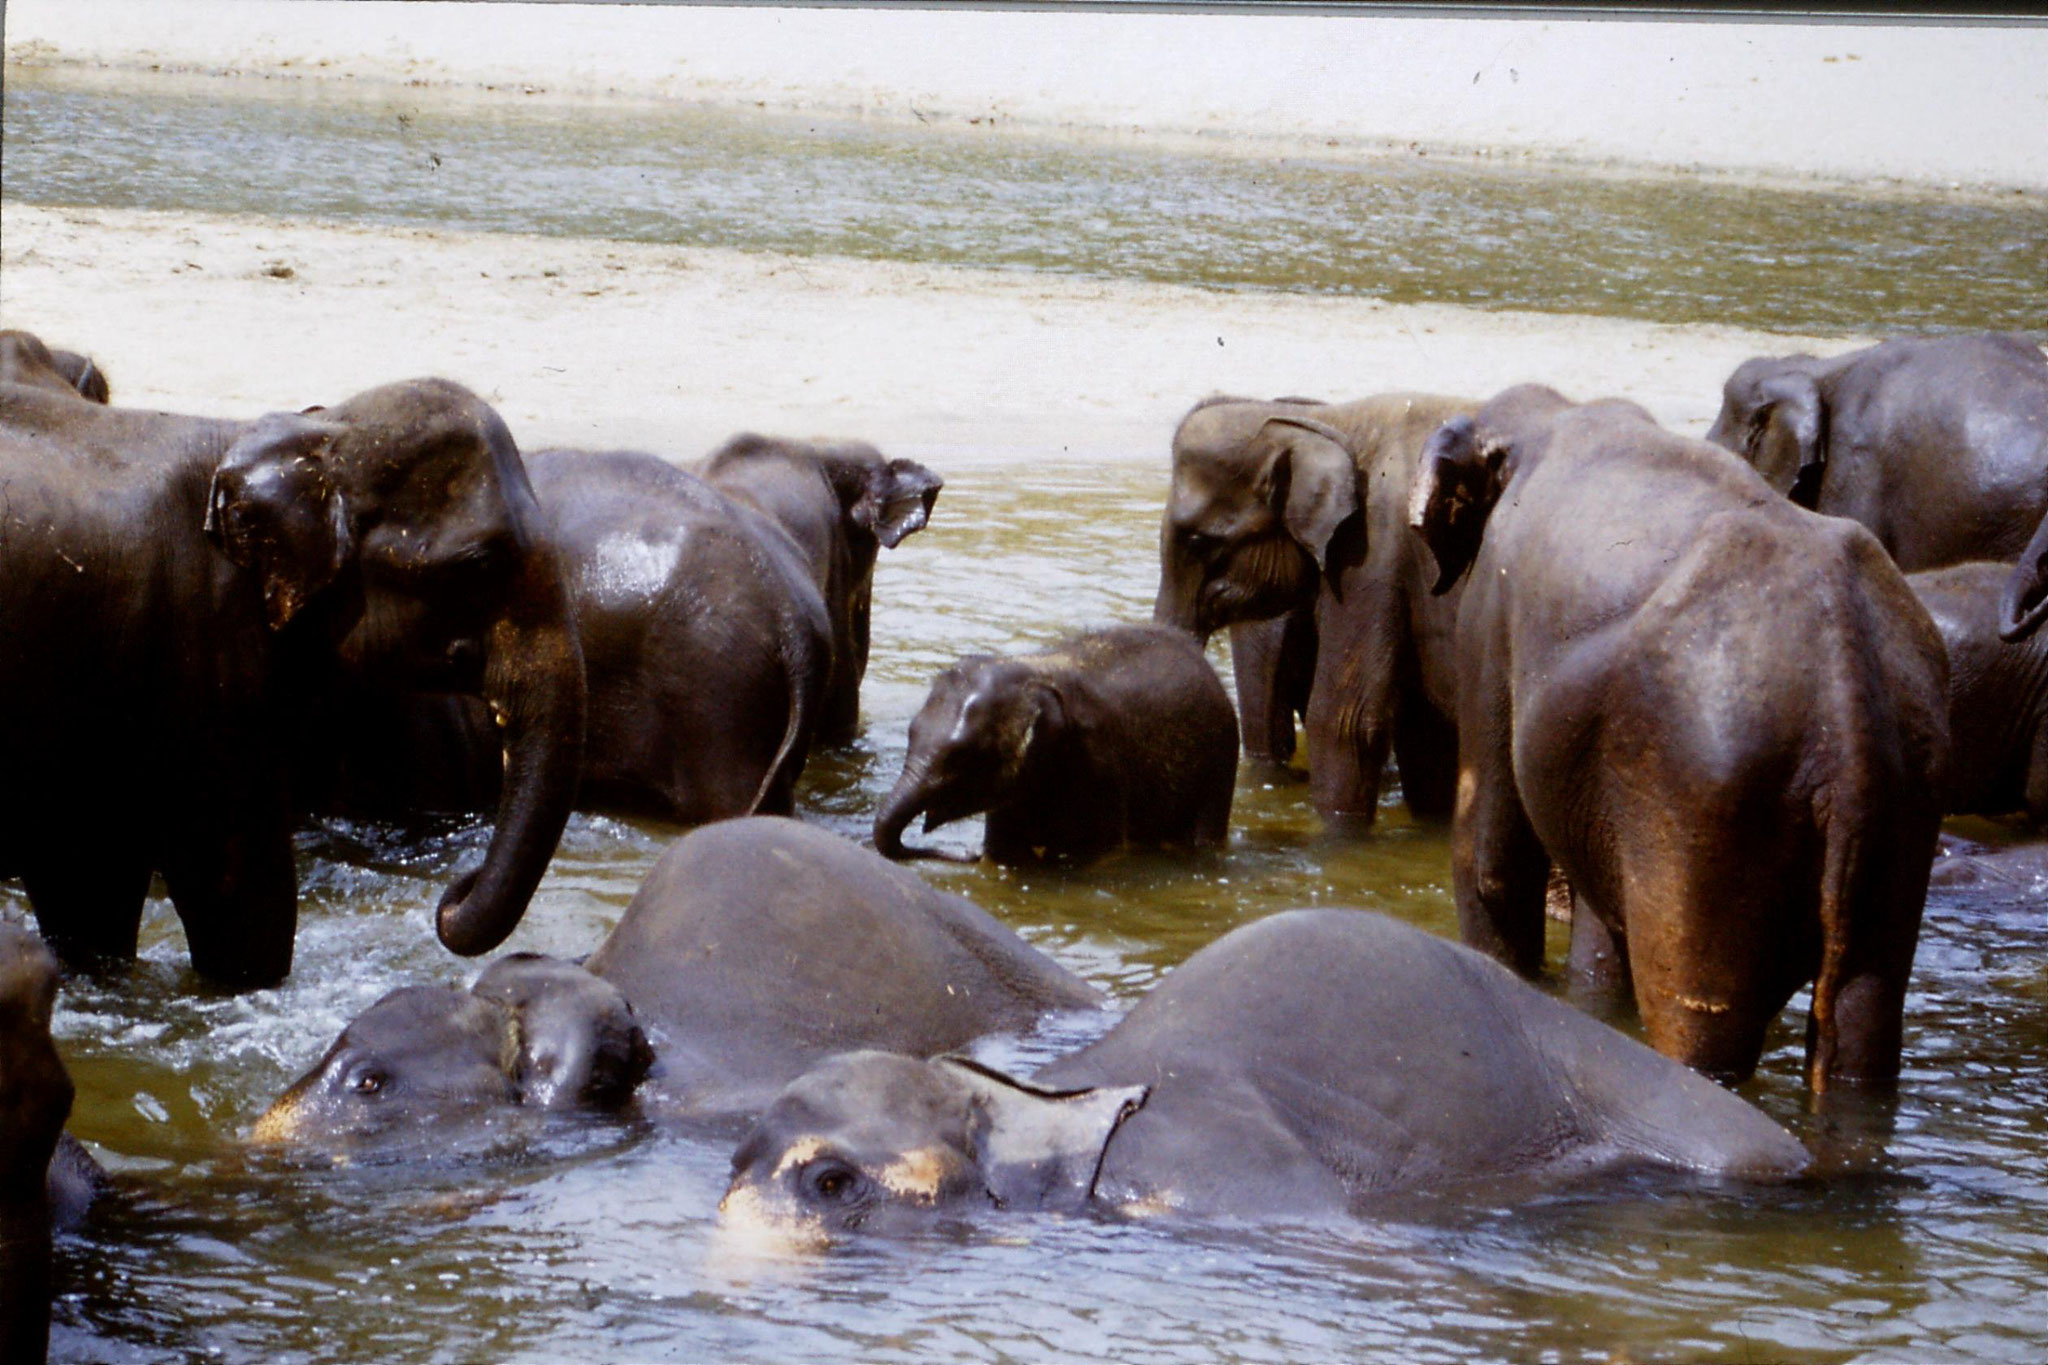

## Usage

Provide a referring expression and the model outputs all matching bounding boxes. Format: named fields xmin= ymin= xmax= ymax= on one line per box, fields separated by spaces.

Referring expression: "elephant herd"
xmin=3 ymin=324 xmax=2047 ymax=1351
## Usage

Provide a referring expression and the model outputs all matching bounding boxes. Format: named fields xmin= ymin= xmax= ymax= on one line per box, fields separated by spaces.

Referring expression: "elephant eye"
xmin=348 ymin=1067 xmax=389 ymax=1097
xmin=802 ymin=1160 xmax=865 ymax=1205
xmin=1180 ymin=529 xmax=1223 ymax=560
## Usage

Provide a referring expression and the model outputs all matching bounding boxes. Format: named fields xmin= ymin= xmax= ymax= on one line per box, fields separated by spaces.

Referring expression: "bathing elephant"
xmin=0 ymin=379 xmax=585 ymax=986
xmin=1153 ymin=392 xmax=1477 ymax=826
xmin=1411 ymin=386 xmax=1948 ymax=1091
xmin=303 ymin=446 xmax=833 ymax=825
xmin=1228 ymin=610 xmax=1316 ymax=766
xmin=698 ymin=434 xmax=943 ymax=744
xmin=719 ymin=908 xmax=1810 ymax=1237
xmin=1705 ymin=332 xmax=2048 ymax=572
xmin=1911 ymin=562 xmax=2048 ymax=823
xmin=0 ymin=329 xmax=109 ymax=403
xmin=254 ymin=817 xmax=1101 ymax=1144
xmin=1 ymin=925 xmax=75 ymax=1365
xmin=873 ymin=625 xmax=1238 ymax=863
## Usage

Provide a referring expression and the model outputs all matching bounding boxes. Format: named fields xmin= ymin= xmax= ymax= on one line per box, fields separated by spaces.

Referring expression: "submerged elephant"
xmin=1153 ymin=392 xmax=1477 ymax=825
xmin=2 ymin=925 xmax=75 ymax=1365
xmin=0 ymin=379 xmax=586 ymax=986
xmin=1912 ymin=562 xmax=2048 ymax=823
xmin=873 ymin=625 xmax=1238 ymax=863
xmin=1411 ymin=386 xmax=1948 ymax=1091
xmin=719 ymin=909 xmax=1810 ymax=1237
xmin=1705 ymin=332 xmax=2048 ymax=572
xmin=0 ymin=329 xmax=109 ymax=403
xmin=699 ymin=434 xmax=943 ymax=743
xmin=254 ymin=818 xmax=1102 ymax=1144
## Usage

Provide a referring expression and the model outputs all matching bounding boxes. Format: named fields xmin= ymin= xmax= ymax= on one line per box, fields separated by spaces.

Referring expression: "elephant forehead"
xmin=581 ymin=527 xmax=690 ymax=601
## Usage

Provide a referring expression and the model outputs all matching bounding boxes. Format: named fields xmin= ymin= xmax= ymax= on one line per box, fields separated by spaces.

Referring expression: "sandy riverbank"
xmin=0 ymin=202 xmax=1869 ymax=464
xmin=6 ymin=1 xmax=2047 ymax=191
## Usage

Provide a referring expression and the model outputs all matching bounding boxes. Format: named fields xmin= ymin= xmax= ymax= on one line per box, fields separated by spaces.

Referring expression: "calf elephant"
xmin=2 ymin=925 xmax=76 ymax=1365
xmin=304 ymin=447 xmax=834 ymax=825
xmin=719 ymin=909 xmax=1809 ymax=1238
xmin=1153 ymin=392 xmax=1477 ymax=825
xmin=1911 ymin=562 xmax=2048 ymax=823
xmin=0 ymin=379 xmax=586 ymax=986
xmin=1705 ymin=332 xmax=2048 ymax=571
xmin=1411 ymin=386 xmax=1948 ymax=1091
xmin=699 ymin=434 xmax=942 ymax=743
xmin=254 ymin=817 xmax=1101 ymax=1144
xmin=0 ymin=329 xmax=108 ymax=403
xmin=873 ymin=625 xmax=1238 ymax=863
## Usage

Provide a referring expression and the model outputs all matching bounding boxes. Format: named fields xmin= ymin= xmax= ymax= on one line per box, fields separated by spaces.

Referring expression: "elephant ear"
xmin=471 ymin=954 xmax=654 ymax=1110
xmin=1408 ymin=414 xmax=1508 ymax=595
xmin=1752 ymin=371 xmax=1827 ymax=508
xmin=855 ymin=456 xmax=945 ymax=549
xmin=937 ymin=1057 xmax=1148 ymax=1212
xmin=205 ymin=411 xmax=354 ymax=629
xmin=1258 ymin=416 xmax=1358 ymax=571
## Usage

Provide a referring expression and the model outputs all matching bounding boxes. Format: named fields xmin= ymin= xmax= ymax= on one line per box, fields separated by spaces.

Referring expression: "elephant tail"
xmin=1804 ymin=807 xmax=1861 ymax=1094
xmin=745 ymin=610 xmax=821 ymax=817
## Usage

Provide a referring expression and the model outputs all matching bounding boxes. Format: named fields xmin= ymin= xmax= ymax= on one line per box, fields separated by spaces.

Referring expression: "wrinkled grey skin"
xmin=1705 ymin=333 xmax=2048 ymax=574
xmin=874 ymin=625 xmax=1238 ymax=864
xmin=257 ymin=818 xmax=1100 ymax=1145
xmin=1911 ymin=562 xmax=2048 ymax=823
xmin=0 ymin=329 xmax=109 ymax=403
xmin=2 ymin=925 xmax=74 ymax=1365
xmin=722 ymin=909 xmax=1810 ymax=1236
xmin=1411 ymin=386 xmax=1948 ymax=1092
xmin=1153 ymin=393 xmax=1476 ymax=827
xmin=698 ymin=434 xmax=943 ymax=744
xmin=1227 ymin=609 xmax=1317 ymax=766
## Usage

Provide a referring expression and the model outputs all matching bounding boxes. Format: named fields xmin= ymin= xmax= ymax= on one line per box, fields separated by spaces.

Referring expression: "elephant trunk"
xmin=1152 ymin=547 xmax=1210 ymax=644
xmin=873 ymin=761 xmax=974 ymax=862
xmin=436 ymin=557 xmax=587 ymax=955
xmin=2000 ymin=523 xmax=2048 ymax=643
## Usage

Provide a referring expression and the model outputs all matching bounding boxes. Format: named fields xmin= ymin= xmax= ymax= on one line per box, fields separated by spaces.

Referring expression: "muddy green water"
xmin=4 ymin=72 xmax=2048 ymax=1364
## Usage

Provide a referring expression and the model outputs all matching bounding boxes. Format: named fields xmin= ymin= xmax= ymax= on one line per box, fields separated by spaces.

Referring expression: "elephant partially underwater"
xmin=254 ymin=818 xmax=1101 ymax=1146
xmin=0 ymin=379 xmax=586 ymax=986
xmin=719 ymin=909 xmax=1810 ymax=1238
xmin=1912 ymin=561 xmax=2048 ymax=824
xmin=2 ymin=925 xmax=79 ymax=1365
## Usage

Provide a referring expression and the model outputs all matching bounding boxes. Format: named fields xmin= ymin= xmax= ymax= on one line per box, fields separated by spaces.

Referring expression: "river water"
xmin=5 ymin=68 xmax=2048 ymax=1364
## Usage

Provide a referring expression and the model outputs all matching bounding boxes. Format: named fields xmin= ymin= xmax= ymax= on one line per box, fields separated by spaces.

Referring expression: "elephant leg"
xmin=1566 ymin=897 xmax=1634 ymax=1021
xmin=1806 ymin=852 xmax=1928 ymax=1090
xmin=22 ymin=839 xmax=152 ymax=968
xmin=161 ymin=795 xmax=299 ymax=989
xmin=1450 ymin=764 xmax=1549 ymax=978
xmin=2024 ymin=721 xmax=2048 ymax=826
xmin=1230 ymin=618 xmax=1297 ymax=766
xmin=1391 ymin=698 xmax=1458 ymax=820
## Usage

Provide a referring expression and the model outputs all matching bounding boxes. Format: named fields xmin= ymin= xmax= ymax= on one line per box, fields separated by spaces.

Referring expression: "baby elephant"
xmin=254 ymin=818 xmax=1101 ymax=1146
xmin=721 ymin=909 xmax=1810 ymax=1238
xmin=873 ymin=624 xmax=1238 ymax=863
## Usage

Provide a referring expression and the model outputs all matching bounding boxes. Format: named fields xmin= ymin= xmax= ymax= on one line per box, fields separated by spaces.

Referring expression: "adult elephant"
xmin=1227 ymin=609 xmax=1316 ymax=766
xmin=698 ymin=434 xmax=942 ymax=744
xmin=719 ymin=909 xmax=1808 ymax=1238
xmin=253 ymin=817 xmax=1101 ymax=1144
xmin=1 ymin=925 xmax=76 ymax=1365
xmin=1411 ymin=385 xmax=1948 ymax=1092
xmin=1153 ymin=392 xmax=1477 ymax=826
xmin=1911 ymin=562 xmax=2048 ymax=823
xmin=304 ymin=447 xmax=835 ymax=824
xmin=0 ymin=329 xmax=109 ymax=403
xmin=0 ymin=379 xmax=586 ymax=986
xmin=1705 ymin=332 xmax=2048 ymax=571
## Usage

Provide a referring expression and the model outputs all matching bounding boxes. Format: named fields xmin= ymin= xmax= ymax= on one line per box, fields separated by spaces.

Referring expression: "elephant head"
xmin=0 ymin=329 xmax=109 ymax=403
xmin=719 ymin=1051 xmax=1145 ymax=1240
xmin=204 ymin=379 xmax=586 ymax=956
xmin=872 ymin=656 xmax=1059 ymax=860
xmin=251 ymin=954 xmax=652 ymax=1149
xmin=1152 ymin=397 xmax=1358 ymax=642
xmin=1704 ymin=355 xmax=1829 ymax=508
xmin=1407 ymin=385 xmax=1578 ymax=593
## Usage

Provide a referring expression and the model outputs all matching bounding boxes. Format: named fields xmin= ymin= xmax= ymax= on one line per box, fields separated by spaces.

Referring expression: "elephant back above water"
xmin=719 ymin=909 xmax=1809 ymax=1238
xmin=0 ymin=378 xmax=586 ymax=986
xmin=1706 ymin=332 xmax=2048 ymax=572
xmin=699 ymin=434 xmax=943 ymax=744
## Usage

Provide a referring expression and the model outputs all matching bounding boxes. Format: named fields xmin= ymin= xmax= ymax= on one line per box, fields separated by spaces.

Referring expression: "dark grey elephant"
xmin=253 ymin=818 xmax=1101 ymax=1145
xmin=873 ymin=625 xmax=1238 ymax=863
xmin=1153 ymin=392 xmax=1477 ymax=827
xmin=718 ymin=909 xmax=1809 ymax=1237
xmin=304 ymin=446 xmax=834 ymax=824
xmin=1705 ymin=332 xmax=2048 ymax=572
xmin=0 ymin=329 xmax=108 ymax=403
xmin=698 ymin=434 xmax=943 ymax=744
xmin=2 ymin=925 xmax=75 ymax=1365
xmin=1227 ymin=609 xmax=1317 ymax=766
xmin=1911 ymin=561 xmax=2048 ymax=823
xmin=1410 ymin=385 xmax=1948 ymax=1092
xmin=0 ymin=379 xmax=586 ymax=985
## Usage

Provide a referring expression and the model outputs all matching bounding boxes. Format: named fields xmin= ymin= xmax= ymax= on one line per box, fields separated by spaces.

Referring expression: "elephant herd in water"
xmin=3 ymin=323 xmax=2047 ymax=1351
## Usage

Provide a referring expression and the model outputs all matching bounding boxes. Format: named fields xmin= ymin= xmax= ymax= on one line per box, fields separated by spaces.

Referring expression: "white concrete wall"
xmin=7 ymin=1 xmax=2047 ymax=189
